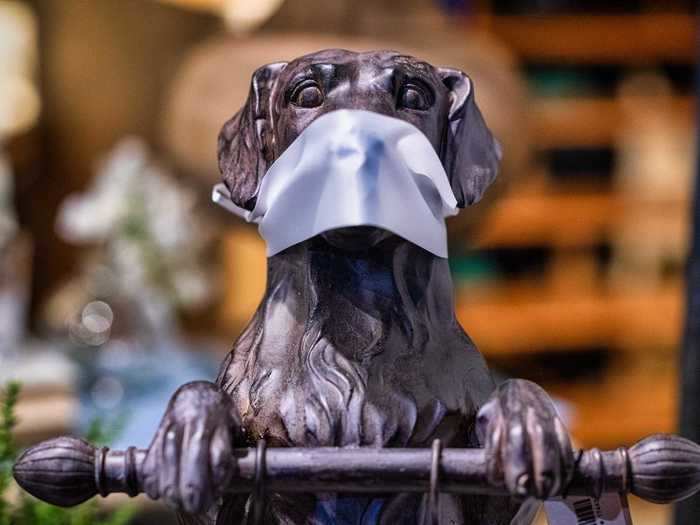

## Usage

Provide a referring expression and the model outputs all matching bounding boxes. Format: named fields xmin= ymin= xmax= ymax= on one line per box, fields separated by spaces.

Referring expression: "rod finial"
xmin=13 ymin=436 xmax=99 ymax=507
xmin=629 ymin=434 xmax=700 ymax=504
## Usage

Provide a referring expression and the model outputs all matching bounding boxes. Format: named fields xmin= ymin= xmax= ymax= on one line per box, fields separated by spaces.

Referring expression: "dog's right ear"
xmin=217 ymin=62 xmax=287 ymax=210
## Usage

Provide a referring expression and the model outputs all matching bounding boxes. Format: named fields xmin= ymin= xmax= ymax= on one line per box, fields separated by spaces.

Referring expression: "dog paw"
xmin=142 ymin=381 xmax=243 ymax=514
xmin=477 ymin=379 xmax=574 ymax=500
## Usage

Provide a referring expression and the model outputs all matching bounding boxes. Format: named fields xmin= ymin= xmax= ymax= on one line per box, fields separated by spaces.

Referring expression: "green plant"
xmin=0 ymin=382 xmax=136 ymax=525
xmin=0 ymin=382 xmax=19 ymax=525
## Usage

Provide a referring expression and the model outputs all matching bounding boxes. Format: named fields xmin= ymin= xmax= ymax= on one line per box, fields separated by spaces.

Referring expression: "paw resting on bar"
xmin=477 ymin=379 xmax=574 ymax=500
xmin=141 ymin=381 xmax=243 ymax=514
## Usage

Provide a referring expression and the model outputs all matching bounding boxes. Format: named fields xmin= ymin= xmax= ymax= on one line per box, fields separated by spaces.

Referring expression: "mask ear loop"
xmin=428 ymin=438 xmax=442 ymax=525
xmin=212 ymin=183 xmax=253 ymax=220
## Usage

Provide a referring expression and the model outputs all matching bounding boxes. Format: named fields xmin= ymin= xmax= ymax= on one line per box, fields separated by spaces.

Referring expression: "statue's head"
xmin=217 ymin=49 xmax=501 ymax=255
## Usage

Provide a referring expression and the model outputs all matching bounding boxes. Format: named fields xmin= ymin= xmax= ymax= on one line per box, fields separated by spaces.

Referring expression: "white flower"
xmin=57 ymin=193 xmax=122 ymax=243
xmin=109 ymin=237 xmax=148 ymax=293
xmin=141 ymin=166 xmax=197 ymax=251
xmin=171 ymin=268 xmax=211 ymax=307
xmin=56 ymin=136 xmax=215 ymax=313
xmin=56 ymin=137 xmax=148 ymax=242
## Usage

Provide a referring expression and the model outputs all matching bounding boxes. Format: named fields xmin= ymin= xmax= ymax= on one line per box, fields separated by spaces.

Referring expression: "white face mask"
xmin=213 ymin=109 xmax=459 ymax=258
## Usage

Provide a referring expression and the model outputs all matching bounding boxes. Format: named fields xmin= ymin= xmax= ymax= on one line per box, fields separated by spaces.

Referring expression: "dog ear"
xmin=217 ymin=62 xmax=287 ymax=210
xmin=437 ymin=68 xmax=502 ymax=208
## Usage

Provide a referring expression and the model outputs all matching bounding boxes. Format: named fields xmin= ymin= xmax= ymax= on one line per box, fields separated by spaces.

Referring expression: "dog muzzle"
xmin=213 ymin=109 xmax=459 ymax=258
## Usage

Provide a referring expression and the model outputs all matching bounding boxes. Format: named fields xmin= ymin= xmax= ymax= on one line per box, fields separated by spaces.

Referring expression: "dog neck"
xmin=265 ymin=234 xmax=458 ymax=340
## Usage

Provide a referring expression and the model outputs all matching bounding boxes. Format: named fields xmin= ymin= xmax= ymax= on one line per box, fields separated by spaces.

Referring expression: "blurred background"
xmin=0 ymin=0 xmax=697 ymax=523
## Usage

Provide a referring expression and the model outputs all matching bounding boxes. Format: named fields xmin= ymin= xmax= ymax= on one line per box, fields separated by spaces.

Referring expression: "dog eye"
xmin=290 ymin=81 xmax=324 ymax=108
xmin=398 ymin=82 xmax=432 ymax=111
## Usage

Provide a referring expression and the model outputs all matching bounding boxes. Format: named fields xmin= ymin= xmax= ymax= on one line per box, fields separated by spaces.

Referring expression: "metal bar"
xmin=13 ymin=434 xmax=700 ymax=508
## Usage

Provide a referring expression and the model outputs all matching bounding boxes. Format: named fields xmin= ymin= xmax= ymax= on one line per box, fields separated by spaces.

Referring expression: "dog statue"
xmin=141 ymin=49 xmax=574 ymax=525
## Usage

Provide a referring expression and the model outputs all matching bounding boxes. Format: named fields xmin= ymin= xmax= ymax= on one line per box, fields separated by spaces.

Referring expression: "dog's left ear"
xmin=437 ymin=68 xmax=502 ymax=207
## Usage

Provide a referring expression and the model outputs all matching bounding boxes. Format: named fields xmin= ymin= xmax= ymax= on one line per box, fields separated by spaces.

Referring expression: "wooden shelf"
xmin=457 ymin=281 xmax=682 ymax=356
xmin=483 ymin=14 xmax=697 ymax=63
xmin=548 ymin=365 xmax=678 ymax=448
xmin=474 ymin=188 xmax=687 ymax=248
xmin=530 ymin=96 xmax=695 ymax=149
xmin=472 ymin=11 xmax=692 ymax=450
